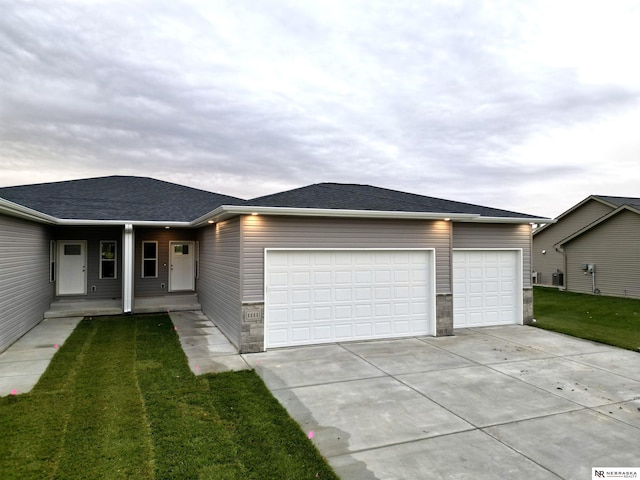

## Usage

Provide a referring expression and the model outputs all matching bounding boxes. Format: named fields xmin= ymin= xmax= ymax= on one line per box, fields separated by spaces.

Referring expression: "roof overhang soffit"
xmin=192 ymin=205 xmax=554 ymax=226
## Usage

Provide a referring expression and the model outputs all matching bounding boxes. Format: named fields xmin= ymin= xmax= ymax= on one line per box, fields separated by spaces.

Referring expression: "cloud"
xmin=1 ymin=0 xmax=639 ymax=217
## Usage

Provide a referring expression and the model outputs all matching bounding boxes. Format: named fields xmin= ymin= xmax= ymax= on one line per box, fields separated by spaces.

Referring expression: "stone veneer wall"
xmin=435 ymin=294 xmax=454 ymax=336
xmin=240 ymin=302 xmax=265 ymax=353
xmin=523 ymin=288 xmax=534 ymax=325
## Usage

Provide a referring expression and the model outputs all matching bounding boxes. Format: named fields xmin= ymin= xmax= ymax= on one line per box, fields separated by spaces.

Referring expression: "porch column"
xmin=122 ymin=224 xmax=135 ymax=313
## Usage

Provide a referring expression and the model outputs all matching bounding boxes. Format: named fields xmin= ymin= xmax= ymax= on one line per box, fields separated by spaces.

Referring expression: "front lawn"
xmin=533 ymin=286 xmax=640 ymax=351
xmin=0 ymin=314 xmax=339 ymax=480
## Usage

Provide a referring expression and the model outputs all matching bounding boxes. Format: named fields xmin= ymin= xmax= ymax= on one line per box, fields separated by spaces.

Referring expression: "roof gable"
xmin=246 ymin=183 xmax=541 ymax=219
xmin=0 ymin=176 xmax=244 ymax=222
xmin=556 ymin=204 xmax=640 ymax=247
xmin=533 ymin=194 xmax=640 ymax=237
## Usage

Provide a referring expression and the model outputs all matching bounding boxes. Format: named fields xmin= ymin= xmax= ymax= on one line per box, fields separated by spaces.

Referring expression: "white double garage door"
xmin=265 ymin=249 xmax=522 ymax=348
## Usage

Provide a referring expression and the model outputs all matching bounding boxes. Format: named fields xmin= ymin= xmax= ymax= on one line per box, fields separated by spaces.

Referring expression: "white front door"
xmin=169 ymin=241 xmax=195 ymax=291
xmin=57 ymin=241 xmax=87 ymax=295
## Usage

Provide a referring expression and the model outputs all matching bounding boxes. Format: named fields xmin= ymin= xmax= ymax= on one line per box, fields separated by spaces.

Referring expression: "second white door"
xmin=169 ymin=241 xmax=195 ymax=291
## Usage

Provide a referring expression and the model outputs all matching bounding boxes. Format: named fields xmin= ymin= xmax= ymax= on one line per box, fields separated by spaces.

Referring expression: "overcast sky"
xmin=1 ymin=0 xmax=639 ymax=218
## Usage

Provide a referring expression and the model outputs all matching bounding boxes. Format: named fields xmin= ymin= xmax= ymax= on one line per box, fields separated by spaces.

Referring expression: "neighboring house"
xmin=1 ymin=176 xmax=550 ymax=353
xmin=532 ymin=195 xmax=640 ymax=298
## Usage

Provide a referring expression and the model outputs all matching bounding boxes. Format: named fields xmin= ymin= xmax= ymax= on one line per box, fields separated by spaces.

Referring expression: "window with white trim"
xmin=142 ymin=241 xmax=158 ymax=278
xmin=50 ymin=240 xmax=56 ymax=282
xmin=100 ymin=241 xmax=117 ymax=279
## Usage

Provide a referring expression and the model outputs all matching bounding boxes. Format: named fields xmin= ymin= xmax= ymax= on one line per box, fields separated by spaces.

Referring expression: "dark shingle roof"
xmin=246 ymin=183 xmax=541 ymax=219
xmin=0 ymin=176 xmax=244 ymax=222
xmin=594 ymin=195 xmax=640 ymax=210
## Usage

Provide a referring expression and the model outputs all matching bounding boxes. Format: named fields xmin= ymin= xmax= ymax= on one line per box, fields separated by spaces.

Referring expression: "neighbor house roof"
xmin=0 ymin=176 xmax=244 ymax=223
xmin=593 ymin=195 xmax=640 ymax=210
xmin=533 ymin=194 xmax=640 ymax=236
xmin=245 ymin=183 xmax=543 ymax=219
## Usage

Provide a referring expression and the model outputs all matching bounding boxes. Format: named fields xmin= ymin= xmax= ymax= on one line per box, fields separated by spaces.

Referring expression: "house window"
xmin=142 ymin=241 xmax=158 ymax=278
xmin=50 ymin=240 xmax=56 ymax=282
xmin=100 ymin=241 xmax=117 ymax=279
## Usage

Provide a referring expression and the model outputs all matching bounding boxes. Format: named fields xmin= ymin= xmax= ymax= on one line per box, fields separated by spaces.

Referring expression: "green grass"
xmin=0 ymin=314 xmax=339 ymax=480
xmin=533 ymin=286 xmax=640 ymax=351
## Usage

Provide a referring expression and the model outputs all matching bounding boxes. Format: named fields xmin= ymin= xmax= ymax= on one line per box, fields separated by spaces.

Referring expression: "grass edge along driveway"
xmin=0 ymin=314 xmax=339 ymax=480
xmin=533 ymin=286 xmax=640 ymax=351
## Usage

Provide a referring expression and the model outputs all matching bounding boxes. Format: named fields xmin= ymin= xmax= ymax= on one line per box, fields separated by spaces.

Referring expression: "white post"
xmin=122 ymin=224 xmax=134 ymax=313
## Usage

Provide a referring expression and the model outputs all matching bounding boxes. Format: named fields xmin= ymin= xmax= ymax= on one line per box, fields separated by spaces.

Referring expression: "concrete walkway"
xmin=244 ymin=326 xmax=640 ymax=479
xmin=0 ymin=316 xmax=83 ymax=396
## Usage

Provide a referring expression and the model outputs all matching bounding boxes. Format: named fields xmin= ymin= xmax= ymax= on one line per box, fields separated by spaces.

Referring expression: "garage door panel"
xmin=292 ymin=307 xmax=310 ymax=322
xmin=314 ymin=271 xmax=331 ymax=284
xmin=355 ymin=304 xmax=372 ymax=317
xmin=355 ymin=270 xmax=372 ymax=283
xmin=375 ymin=321 xmax=392 ymax=335
xmin=313 ymin=289 xmax=332 ymax=302
xmin=291 ymin=289 xmax=310 ymax=303
xmin=266 ymin=250 xmax=433 ymax=348
xmin=453 ymin=250 xmax=520 ymax=329
xmin=375 ymin=304 xmax=391 ymax=316
xmin=356 ymin=323 xmax=373 ymax=336
xmin=335 ymin=271 xmax=352 ymax=283
xmin=335 ymin=324 xmax=353 ymax=338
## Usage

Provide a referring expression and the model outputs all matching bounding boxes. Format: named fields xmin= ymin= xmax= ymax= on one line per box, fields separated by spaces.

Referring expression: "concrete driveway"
xmin=244 ymin=326 xmax=640 ymax=479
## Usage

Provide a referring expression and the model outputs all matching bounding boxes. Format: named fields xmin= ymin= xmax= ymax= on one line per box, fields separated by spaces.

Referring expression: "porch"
xmin=44 ymin=294 xmax=202 ymax=318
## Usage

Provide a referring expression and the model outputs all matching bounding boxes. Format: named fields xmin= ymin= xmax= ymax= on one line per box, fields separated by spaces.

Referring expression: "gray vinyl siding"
xmin=564 ymin=211 xmax=640 ymax=298
xmin=241 ymin=216 xmax=452 ymax=301
xmin=135 ymin=228 xmax=197 ymax=297
xmin=0 ymin=214 xmax=53 ymax=352
xmin=196 ymin=218 xmax=242 ymax=348
xmin=533 ymin=200 xmax=613 ymax=286
xmin=53 ymin=226 xmax=123 ymax=299
xmin=452 ymin=223 xmax=533 ymax=288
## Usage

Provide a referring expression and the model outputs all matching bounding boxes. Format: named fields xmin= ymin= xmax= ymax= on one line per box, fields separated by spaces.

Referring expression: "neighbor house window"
xmin=100 ymin=241 xmax=117 ymax=279
xmin=142 ymin=241 xmax=158 ymax=278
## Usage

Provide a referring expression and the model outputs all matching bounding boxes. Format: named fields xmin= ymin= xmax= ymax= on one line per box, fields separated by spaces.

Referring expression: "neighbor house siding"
xmin=53 ymin=226 xmax=123 ymax=300
xmin=240 ymin=216 xmax=452 ymax=301
xmin=0 ymin=214 xmax=53 ymax=352
xmin=196 ymin=218 xmax=242 ymax=348
xmin=135 ymin=228 xmax=197 ymax=297
xmin=564 ymin=211 xmax=640 ymax=298
xmin=452 ymin=223 xmax=533 ymax=288
xmin=533 ymin=199 xmax=613 ymax=286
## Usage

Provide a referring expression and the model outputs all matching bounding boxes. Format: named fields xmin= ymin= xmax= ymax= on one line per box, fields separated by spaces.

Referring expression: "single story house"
xmin=533 ymin=195 xmax=640 ymax=298
xmin=1 ymin=176 xmax=550 ymax=353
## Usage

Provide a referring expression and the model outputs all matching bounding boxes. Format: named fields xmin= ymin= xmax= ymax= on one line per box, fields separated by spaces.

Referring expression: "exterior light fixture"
xmin=251 ymin=212 xmax=259 ymax=216
xmin=207 ymin=220 xmax=215 ymax=224
xmin=444 ymin=218 xmax=451 ymax=221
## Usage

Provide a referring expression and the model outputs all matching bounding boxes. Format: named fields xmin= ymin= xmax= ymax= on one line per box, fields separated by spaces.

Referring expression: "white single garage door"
xmin=265 ymin=249 xmax=434 ymax=348
xmin=453 ymin=250 xmax=521 ymax=328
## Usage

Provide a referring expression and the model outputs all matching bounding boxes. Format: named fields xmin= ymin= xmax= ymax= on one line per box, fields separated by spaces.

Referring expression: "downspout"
xmin=122 ymin=224 xmax=135 ymax=313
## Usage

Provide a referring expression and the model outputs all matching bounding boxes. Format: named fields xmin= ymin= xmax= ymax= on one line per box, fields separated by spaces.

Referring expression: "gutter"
xmin=0 ymin=197 xmax=58 ymax=224
xmin=469 ymin=216 xmax=556 ymax=225
xmin=0 ymin=197 xmax=191 ymax=227
xmin=190 ymin=205 xmax=480 ymax=226
xmin=192 ymin=205 xmax=555 ymax=226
